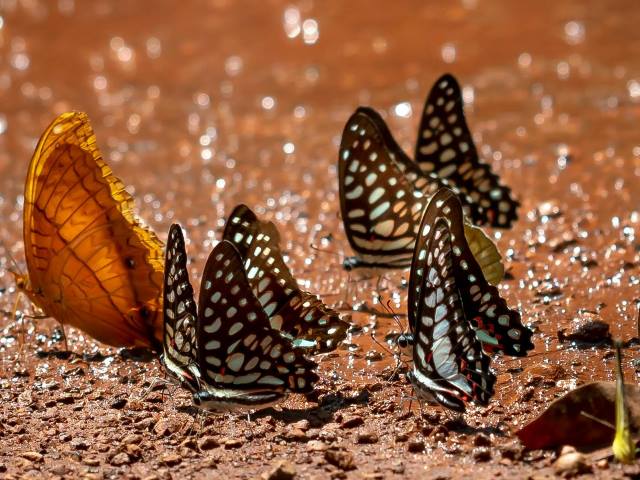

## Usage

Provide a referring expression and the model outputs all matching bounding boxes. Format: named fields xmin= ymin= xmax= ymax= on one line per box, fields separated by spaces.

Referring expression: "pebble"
xmin=284 ymin=428 xmax=308 ymax=442
xmin=21 ymin=452 xmax=43 ymax=462
xmin=472 ymin=447 xmax=491 ymax=462
xmin=161 ymin=453 xmax=181 ymax=466
xmin=110 ymin=452 xmax=131 ymax=466
xmin=306 ymin=440 xmax=328 ymax=452
xmin=223 ymin=438 xmax=244 ymax=449
xmin=558 ymin=319 xmax=610 ymax=345
xmin=153 ymin=418 xmax=177 ymax=436
xmin=57 ymin=393 xmax=75 ymax=405
xmin=70 ymin=438 xmax=89 ymax=450
xmin=82 ymin=457 xmax=101 ymax=466
xmin=126 ymin=444 xmax=142 ymax=458
xmin=407 ymin=440 xmax=425 ymax=453
xmin=473 ymin=433 xmax=492 ymax=447
xmin=110 ymin=398 xmax=128 ymax=409
xmin=324 ymin=448 xmax=356 ymax=470
xmin=554 ymin=446 xmax=591 ymax=476
xmin=262 ymin=460 xmax=297 ymax=480
xmin=291 ymin=420 xmax=310 ymax=431
xmin=356 ymin=431 xmax=379 ymax=444
xmin=197 ymin=435 xmax=219 ymax=450
xmin=340 ymin=415 xmax=364 ymax=429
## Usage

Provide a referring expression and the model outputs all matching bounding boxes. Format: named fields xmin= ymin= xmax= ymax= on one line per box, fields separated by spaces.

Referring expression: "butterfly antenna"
xmin=309 ymin=243 xmax=348 ymax=264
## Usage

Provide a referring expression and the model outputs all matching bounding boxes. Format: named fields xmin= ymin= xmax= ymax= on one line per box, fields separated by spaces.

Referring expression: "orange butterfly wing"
xmin=22 ymin=112 xmax=164 ymax=349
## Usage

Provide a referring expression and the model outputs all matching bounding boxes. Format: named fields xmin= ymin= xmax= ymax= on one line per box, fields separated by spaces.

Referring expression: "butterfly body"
xmin=192 ymin=387 xmax=283 ymax=413
xmin=22 ymin=112 xmax=164 ymax=349
xmin=339 ymin=74 xmax=519 ymax=271
xmin=163 ymin=223 xmax=326 ymax=413
xmin=405 ymin=188 xmax=532 ymax=411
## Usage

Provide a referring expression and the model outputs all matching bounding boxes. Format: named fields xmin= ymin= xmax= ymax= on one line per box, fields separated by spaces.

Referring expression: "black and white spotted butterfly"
xmin=414 ymin=74 xmax=518 ymax=226
xmin=339 ymin=73 xmax=518 ymax=270
xmin=405 ymin=188 xmax=533 ymax=411
xmin=162 ymin=224 xmax=319 ymax=412
xmin=161 ymin=225 xmax=200 ymax=392
xmin=223 ymin=204 xmax=349 ymax=353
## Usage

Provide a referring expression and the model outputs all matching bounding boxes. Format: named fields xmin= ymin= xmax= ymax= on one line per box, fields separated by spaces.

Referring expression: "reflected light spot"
xmin=261 ymin=96 xmax=275 ymax=110
xmin=564 ymin=21 xmax=585 ymax=45
xmin=225 ymin=56 xmax=243 ymax=76
xmin=393 ymin=102 xmax=412 ymax=118
xmin=518 ymin=52 xmax=532 ymax=68
xmin=11 ymin=53 xmax=29 ymax=70
xmin=441 ymin=43 xmax=456 ymax=63
xmin=302 ymin=19 xmax=319 ymax=44
xmin=283 ymin=142 xmax=295 ymax=154
xmin=283 ymin=6 xmax=301 ymax=38
xmin=146 ymin=37 xmax=162 ymax=59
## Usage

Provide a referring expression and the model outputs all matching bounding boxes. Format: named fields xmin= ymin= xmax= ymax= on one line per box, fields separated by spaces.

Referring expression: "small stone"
xmin=596 ymin=458 xmax=609 ymax=469
xmin=473 ymin=447 xmax=491 ymax=462
xmin=161 ymin=453 xmax=181 ymax=466
xmin=306 ymin=440 xmax=328 ymax=452
xmin=110 ymin=452 xmax=131 ymax=466
xmin=223 ymin=438 xmax=244 ymax=449
xmin=473 ymin=433 xmax=492 ymax=447
xmin=558 ymin=318 xmax=610 ymax=345
xmin=110 ymin=398 xmax=127 ymax=409
xmin=122 ymin=434 xmax=142 ymax=444
xmin=356 ymin=431 xmax=379 ymax=444
xmin=180 ymin=438 xmax=198 ymax=450
xmin=554 ymin=449 xmax=591 ymax=476
xmin=136 ymin=417 xmax=155 ymax=431
xmin=21 ymin=452 xmax=43 ymax=462
xmin=71 ymin=438 xmax=89 ymax=450
xmin=291 ymin=420 xmax=310 ymax=431
xmin=391 ymin=461 xmax=405 ymax=474
xmin=262 ymin=459 xmax=296 ymax=480
xmin=153 ymin=418 xmax=175 ymax=436
xmin=407 ymin=440 xmax=424 ymax=453
xmin=197 ymin=436 xmax=219 ymax=450
xmin=50 ymin=464 xmax=68 ymax=475
xmin=395 ymin=432 xmax=409 ymax=442
xmin=57 ymin=394 xmax=75 ymax=404
xmin=284 ymin=428 xmax=308 ymax=442
xmin=126 ymin=444 xmax=142 ymax=457
xmin=0 ymin=463 xmax=6 ymax=473
xmin=340 ymin=415 xmax=364 ymax=429
xmin=83 ymin=457 xmax=101 ymax=466
xmin=324 ymin=448 xmax=356 ymax=471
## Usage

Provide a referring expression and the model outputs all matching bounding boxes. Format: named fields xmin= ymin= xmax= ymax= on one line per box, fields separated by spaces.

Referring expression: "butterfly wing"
xmin=408 ymin=209 xmax=496 ymax=411
xmin=338 ymin=107 xmax=494 ymax=270
xmin=196 ymin=240 xmax=318 ymax=393
xmin=162 ymin=224 xmax=200 ymax=390
xmin=338 ymin=108 xmax=434 ymax=268
xmin=414 ymin=74 xmax=519 ymax=228
xmin=223 ymin=204 xmax=348 ymax=352
xmin=414 ymin=188 xmax=533 ymax=356
xmin=23 ymin=112 xmax=164 ymax=348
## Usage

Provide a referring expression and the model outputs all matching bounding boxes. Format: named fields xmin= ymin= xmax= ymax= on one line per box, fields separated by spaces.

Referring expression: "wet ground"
xmin=1 ymin=0 xmax=640 ymax=478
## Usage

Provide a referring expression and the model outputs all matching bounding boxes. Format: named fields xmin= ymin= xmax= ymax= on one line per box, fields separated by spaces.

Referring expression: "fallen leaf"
xmin=516 ymin=382 xmax=640 ymax=450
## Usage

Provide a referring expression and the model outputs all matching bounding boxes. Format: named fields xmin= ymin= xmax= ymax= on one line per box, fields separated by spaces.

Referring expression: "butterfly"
xmin=405 ymin=187 xmax=533 ymax=411
xmin=162 ymin=224 xmax=319 ymax=412
xmin=339 ymin=73 xmax=519 ymax=270
xmin=222 ymin=204 xmax=349 ymax=353
xmin=19 ymin=112 xmax=164 ymax=349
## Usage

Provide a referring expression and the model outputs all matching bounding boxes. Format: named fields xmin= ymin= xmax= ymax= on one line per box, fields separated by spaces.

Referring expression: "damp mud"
xmin=1 ymin=0 xmax=640 ymax=478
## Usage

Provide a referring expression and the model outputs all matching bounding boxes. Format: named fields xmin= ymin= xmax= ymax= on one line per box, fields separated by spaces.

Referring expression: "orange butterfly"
xmin=17 ymin=111 xmax=164 ymax=349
